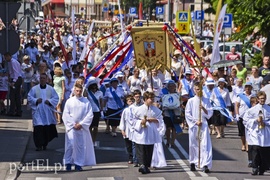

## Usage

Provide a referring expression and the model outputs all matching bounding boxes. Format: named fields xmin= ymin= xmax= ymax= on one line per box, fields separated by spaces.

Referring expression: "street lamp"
xmin=152 ymin=9 xmax=156 ymax=21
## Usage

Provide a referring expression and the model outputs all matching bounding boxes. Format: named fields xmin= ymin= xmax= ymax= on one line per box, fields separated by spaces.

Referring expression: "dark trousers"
xmin=9 ymin=77 xmax=22 ymax=114
xmin=33 ymin=125 xmax=58 ymax=148
xmin=124 ymin=138 xmax=133 ymax=161
xmin=248 ymin=145 xmax=253 ymax=162
xmin=135 ymin=143 xmax=154 ymax=168
xmin=251 ymin=145 xmax=270 ymax=172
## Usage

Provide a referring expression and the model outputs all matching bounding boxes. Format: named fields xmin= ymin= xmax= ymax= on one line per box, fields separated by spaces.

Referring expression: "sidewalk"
xmin=0 ymin=104 xmax=33 ymax=180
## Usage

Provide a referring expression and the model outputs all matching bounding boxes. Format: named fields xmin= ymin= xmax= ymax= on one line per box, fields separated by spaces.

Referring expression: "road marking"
xmin=164 ymin=139 xmax=196 ymax=177
xmin=95 ymin=146 xmax=126 ymax=151
xmin=174 ymin=139 xmax=209 ymax=177
xmin=138 ymin=177 xmax=165 ymax=180
xmin=36 ymin=178 xmax=62 ymax=180
xmin=87 ymin=178 xmax=121 ymax=180
xmin=92 ymin=165 xmax=129 ymax=169
xmin=190 ymin=177 xmax=219 ymax=180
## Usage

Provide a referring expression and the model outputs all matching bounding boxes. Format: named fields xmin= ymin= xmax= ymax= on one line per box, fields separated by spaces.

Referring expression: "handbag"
xmin=173 ymin=115 xmax=182 ymax=124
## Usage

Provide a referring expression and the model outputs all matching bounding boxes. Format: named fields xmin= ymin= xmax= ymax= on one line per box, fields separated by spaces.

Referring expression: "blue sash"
xmin=182 ymin=78 xmax=194 ymax=97
xmin=110 ymin=87 xmax=124 ymax=109
xmin=88 ymin=90 xmax=100 ymax=109
xmin=203 ymin=86 xmax=211 ymax=99
xmin=161 ymin=88 xmax=169 ymax=95
xmin=100 ymin=85 xmax=106 ymax=96
xmin=168 ymin=110 xmax=183 ymax=134
xmin=238 ymin=93 xmax=251 ymax=108
xmin=213 ymin=87 xmax=232 ymax=123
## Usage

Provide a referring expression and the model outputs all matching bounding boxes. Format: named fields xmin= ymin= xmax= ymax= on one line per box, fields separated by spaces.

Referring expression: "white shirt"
xmin=8 ymin=58 xmax=22 ymax=82
xmin=210 ymin=87 xmax=231 ymax=107
xmin=104 ymin=87 xmax=125 ymax=110
xmin=25 ymin=47 xmax=39 ymax=63
xmin=21 ymin=62 xmax=34 ymax=83
xmin=87 ymin=90 xmax=103 ymax=112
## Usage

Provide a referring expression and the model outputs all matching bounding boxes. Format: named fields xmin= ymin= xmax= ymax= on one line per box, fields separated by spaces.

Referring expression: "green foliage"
xmin=249 ymin=52 xmax=263 ymax=68
xmin=209 ymin=0 xmax=270 ymax=41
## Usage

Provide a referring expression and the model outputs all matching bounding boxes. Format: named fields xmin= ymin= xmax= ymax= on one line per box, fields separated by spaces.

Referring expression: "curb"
xmin=4 ymin=120 xmax=32 ymax=180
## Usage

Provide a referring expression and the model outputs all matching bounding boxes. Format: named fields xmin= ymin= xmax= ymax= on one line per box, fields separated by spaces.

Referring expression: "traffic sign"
xmin=178 ymin=11 xmax=188 ymax=22
xmin=223 ymin=13 xmax=232 ymax=28
xmin=195 ymin=10 xmax=204 ymax=21
xmin=102 ymin=0 xmax=109 ymax=12
xmin=156 ymin=6 xmax=164 ymax=15
xmin=176 ymin=11 xmax=190 ymax=34
xmin=191 ymin=11 xmax=194 ymax=21
xmin=129 ymin=7 xmax=137 ymax=17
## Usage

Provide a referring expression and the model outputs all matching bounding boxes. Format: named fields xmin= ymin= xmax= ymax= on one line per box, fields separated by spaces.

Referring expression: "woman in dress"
xmin=127 ymin=68 xmax=142 ymax=92
xmin=53 ymin=67 xmax=66 ymax=124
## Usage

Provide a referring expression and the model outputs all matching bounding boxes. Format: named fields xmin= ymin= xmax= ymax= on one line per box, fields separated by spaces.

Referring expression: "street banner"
xmin=211 ymin=4 xmax=227 ymax=66
xmin=131 ymin=27 xmax=170 ymax=71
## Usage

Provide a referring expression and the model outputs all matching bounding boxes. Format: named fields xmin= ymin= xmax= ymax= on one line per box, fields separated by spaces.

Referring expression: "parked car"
xmin=209 ymin=42 xmax=252 ymax=67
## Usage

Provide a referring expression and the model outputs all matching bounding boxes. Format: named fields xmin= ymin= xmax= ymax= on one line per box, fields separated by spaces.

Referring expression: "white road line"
xmin=163 ymin=139 xmax=196 ymax=177
xmin=87 ymin=178 xmax=115 ymax=180
xmin=94 ymin=146 xmax=126 ymax=151
xmin=138 ymin=177 xmax=166 ymax=180
xmin=190 ymin=177 xmax=219 ymax=180
xmin=92 ymin=165 xmax=129 ymax=169
xmin=174 ymin=139 xmax=209 ymax=177
xmin=36 ymin=178 xmax=62 ymax=180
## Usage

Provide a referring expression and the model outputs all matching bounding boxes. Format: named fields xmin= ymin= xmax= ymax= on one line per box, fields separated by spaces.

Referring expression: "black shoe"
xmin=138 ymin=165 xmax=147 ymax=174
xmin=42 ymin=146 xmax=47 ymax=150
xmin=259 ymin=170 xmax=264 ymax=175
xmin=251 ymin=168 xmax=258 ymax=175
xmin=0 ymin=109 xmax=6 ymax=115
xmin=66 ymin=164 xmax=72 ymax=171
xmin=146 ymin=167 xmax=151 ymax=173
xmin=6 ymin=112 xmax=15 ymax=116
xmin=203 ymin=166 xmax=210 ymax=173
xmin=15 ymin=113 xmax=22 ymax=117
xmin=75 ymin=165 xmax=83 ymax=171
xmin=190 ymin=163 xmax=196 ymax=171
xmin=36 ymin=147 xmax=42 ymax=151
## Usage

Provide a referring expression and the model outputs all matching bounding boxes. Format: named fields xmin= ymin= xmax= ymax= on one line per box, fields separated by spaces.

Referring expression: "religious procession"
xmin=1 ymin=0 xmax=270 ymax=178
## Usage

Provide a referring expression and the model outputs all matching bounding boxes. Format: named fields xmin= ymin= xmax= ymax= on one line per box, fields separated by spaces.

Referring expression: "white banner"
xmin=210 ymin=4 xmax=227 ymax=66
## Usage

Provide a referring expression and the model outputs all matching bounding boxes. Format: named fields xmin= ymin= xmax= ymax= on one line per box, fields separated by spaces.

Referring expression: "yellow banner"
xmin=131 ymin=27 xmax=169 ymax=71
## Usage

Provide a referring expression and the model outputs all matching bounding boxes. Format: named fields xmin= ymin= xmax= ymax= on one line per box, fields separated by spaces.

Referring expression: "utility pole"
xmin=200 ymin=0 xmax=203 ymax=38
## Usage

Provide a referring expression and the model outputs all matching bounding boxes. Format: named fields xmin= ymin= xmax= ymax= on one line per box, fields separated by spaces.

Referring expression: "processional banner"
xmin=131 ymin=27 xmax=170 ymax=72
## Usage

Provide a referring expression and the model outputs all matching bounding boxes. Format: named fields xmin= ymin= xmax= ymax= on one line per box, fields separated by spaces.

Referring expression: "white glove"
xmin=235 ymin=114 xmax=239 ymax=121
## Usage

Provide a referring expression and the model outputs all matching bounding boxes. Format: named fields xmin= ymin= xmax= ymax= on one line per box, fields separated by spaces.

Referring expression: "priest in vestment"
xmin=62 ymin=83 xmax=96 ymax=171
xmin=185 ymin=82 xmax=213 ymax=173
xmin=27 ymin=73 xmax=59 ymax=151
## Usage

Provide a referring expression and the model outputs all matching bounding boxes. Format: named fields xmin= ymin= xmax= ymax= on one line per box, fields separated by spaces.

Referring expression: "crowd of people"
xmin=0 ymin=17 xmax=270 ymax=175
